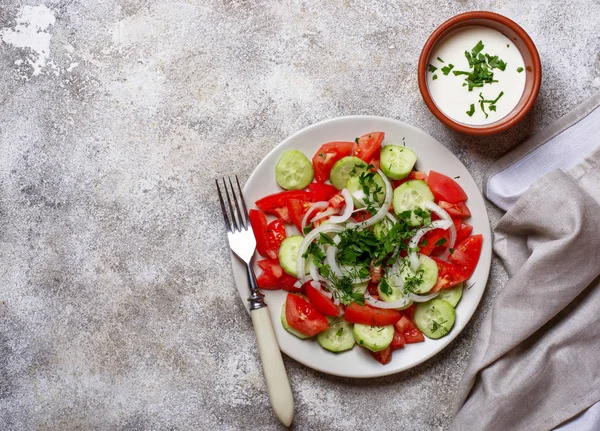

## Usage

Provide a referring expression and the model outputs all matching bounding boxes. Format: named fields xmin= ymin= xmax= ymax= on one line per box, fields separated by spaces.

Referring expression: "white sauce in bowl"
xmin=426 ymin=26 xmax=526 ymax=126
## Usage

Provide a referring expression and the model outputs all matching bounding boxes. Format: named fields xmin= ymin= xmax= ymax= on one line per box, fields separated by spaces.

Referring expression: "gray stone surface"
xmin=0 ymin=0 xmax=598 ymax=429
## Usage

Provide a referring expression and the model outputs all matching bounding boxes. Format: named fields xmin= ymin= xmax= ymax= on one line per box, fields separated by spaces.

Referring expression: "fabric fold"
xmin=450 ymin=147 xmax=600 ymax=431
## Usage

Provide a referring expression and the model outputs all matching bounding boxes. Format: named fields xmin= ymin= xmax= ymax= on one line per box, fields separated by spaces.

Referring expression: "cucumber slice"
xmin=352 ymin=324 xmax=394 ymax=352
xmin=352 ymin=281 xmax=369 ymax=295
xmin=377 ymin=278 xmax=413 ymax=309
xmin=413 ymin=299 xmax=456 ymax=339
xmin=437 ymin=283 xmax=463 ymax=307
xmin=392 ymin=180 xmax=435 ymax=225
xmin=399 ymin=254 xmax=438 ymax=294
xmin=281 ymin=298 xmax=310 ymax=339
xmin=318 ymin=318 xmax=355 ymax=352
xmin=346 ymin=172 xmax=385 ymax=208
xmin=275 ymin=149 xmax=314 ymax=190
xmin=373 ymin=218 xmax=392 ymax=240
xmin=278 ymin=235 xmax=304 ymax=277
xmin=329 ymin=156 xmax=368 ymax=190
xmin=380 ymin=145 xmax=417 ymax=180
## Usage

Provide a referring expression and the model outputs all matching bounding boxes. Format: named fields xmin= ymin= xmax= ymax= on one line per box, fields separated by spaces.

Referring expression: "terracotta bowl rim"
xmin=417 ymin=11 xmax=542 ymax=136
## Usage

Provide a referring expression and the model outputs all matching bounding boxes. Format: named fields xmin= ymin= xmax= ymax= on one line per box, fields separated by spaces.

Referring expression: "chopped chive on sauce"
xmin=437 ymin=56 xmax=445 ymax=63
xmin=517 ymin=67 xmax=524 ymax=73
xmin=477 ymin=91 xmax=504 ymax=118
xmin=428 ymin=64 xmax=437 ymax=73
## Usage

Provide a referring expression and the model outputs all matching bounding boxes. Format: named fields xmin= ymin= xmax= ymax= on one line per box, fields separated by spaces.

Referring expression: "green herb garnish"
xmin=441 ymin=64 xmax=454 ymax=76
xmin=435 ymin=238 xmax=447 ymax=247
xmin=319 ymin=232 xmax=335 ymax=246
xmin=517 ymin=67 xmax=524 ymax=73
xmin=428 ymin=64 xmax=437 ymax=73
xmin=452 ymin=40 xmax=506 ymax=92
xmin=379 ymin=278 xmax=392 ymax=296
xmin=466 ymin=104 xmax=475 ymax=117
xmin=335 ymin=328 xmax=344 ymax=337
xmin=432 ymin=74 xmax=438 ymax=80
xmin=437 ymin=56 xmax=445 ymax=63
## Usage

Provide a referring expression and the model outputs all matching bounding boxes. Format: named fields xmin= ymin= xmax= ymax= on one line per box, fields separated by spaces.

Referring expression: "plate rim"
xmin=235 ymin=114 xmax=492 ymax=378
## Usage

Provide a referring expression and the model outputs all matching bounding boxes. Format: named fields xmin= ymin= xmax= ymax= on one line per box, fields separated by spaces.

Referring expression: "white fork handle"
xmin=250 ymin=307 xmax=294 ymax=426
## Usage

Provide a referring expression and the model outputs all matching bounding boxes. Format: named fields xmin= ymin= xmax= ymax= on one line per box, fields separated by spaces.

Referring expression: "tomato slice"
xmin=305 ymin=284 xmax=341 ymax=316
xmin=430 ymin=257 xmax=467 ymax=292
xmin=287 ymin=198 xmax=311 ymax=231
xmin=392 ymin=171 xmax=428 ymax=188
xmin=266 ymin=218 xmax=286 ymax=250
xmin=249 ymin=209 xmax=271 ymax=258
xmin=403 ymin=304 xmax=417 ymax=319
xmin=285 ymin=293 xmax=329 ymax=336
xmin=249 ymin=210 xmax=285 ymax=259
xmin=419 ymin=228 xmax=450 ymax=256
xmin=403 ymin=327 xmax=425 ymax=344
xmin=312 ymin=142 xmax=355 ymax=183
xmin=344 ymin=302 xmax=401 ymax=326
xmin=257 ymin=269 xmax=279 ymax=290
xmin=308 ymin=183 xmax=338 ymax=202
xmin=279 ymin=273 xmax=301 ymax=292
xmin=353 ymin=132 xmax=384 ymax=162
xmin=390 ymin=330 xmax=405 ymax=350
xmin=454 ymin=219 xmax=473 ymax=244
xmin=328 ymin=194 xmax=345 ymax=209
xmin=370 ymin=346 xmax=392 ymax=364
xmin=255 ymin=190 xmax=312 ymax=214
xmin=448 ymin=234 xmax=483 ymax=281
xmin=394 ymin=316 xmax=424 ymax=344
xmin=369 ymin=159 xmax=381 ymax=171
xmin=257 ymin=258 xmax=283 ymax=278
xmin=439 ymin=200 xmax=471 ymax=218
xmin=427 ymin=171 xmax=468 ymax=203
xmin=256 ymin=261 xmax=300 ymax=291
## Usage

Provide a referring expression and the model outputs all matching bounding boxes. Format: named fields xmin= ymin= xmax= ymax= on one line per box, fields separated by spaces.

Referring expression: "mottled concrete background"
xmin=0 ymin=0 xmax=598 ymax=429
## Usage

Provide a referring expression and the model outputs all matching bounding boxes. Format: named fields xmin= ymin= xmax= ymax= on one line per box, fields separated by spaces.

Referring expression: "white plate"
xmin=231 ymin=116 xmax=492 ymax=378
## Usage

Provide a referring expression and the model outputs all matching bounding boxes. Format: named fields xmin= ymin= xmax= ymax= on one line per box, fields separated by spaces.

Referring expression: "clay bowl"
xmin=418 ymin=11 xmax=541 ymax=136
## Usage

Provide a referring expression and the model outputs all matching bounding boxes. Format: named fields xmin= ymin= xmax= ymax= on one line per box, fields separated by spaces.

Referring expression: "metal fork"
xmin=216 ymin=176 xmax=294 ymax=427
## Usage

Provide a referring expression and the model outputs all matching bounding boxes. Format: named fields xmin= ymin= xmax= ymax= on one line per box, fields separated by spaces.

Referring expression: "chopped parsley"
xmin=379 ymin=278 xmax=393 ymax=296
xmin=319 ymin=232 xmax=335 ymax=246
xmin=441 ymin=64 xmax=454 ymax=75
xmin=466 ymin=104 xmax=475 ymax=117
xmin=335 ymin=328 xmax=344 ymax=337
xmin=432 ymin=74 xmax=438 ymax=80
xmin=435 ymin=237 xmax=447 ymax=247
xmin=517 ymin=67 xmax=524 ymax=73
xmin=430 ymin=317 xmax=448 ymax=334
xmin=428 ymin=64 xmax=437 ymax=73
xmin=301 ymin=209 xmax=434 ymax=307
xmin=447 ymin=41 xmax=507 ymax=111
xmin=303 ymin=223 xmax=313 ymax=234
xmin=437 ymin=56 xmax=445 ymax=63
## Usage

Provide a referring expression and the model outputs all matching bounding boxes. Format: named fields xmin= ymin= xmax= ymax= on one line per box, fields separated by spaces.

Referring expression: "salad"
xmin=249 ymin=132 xmax=482 ymax=365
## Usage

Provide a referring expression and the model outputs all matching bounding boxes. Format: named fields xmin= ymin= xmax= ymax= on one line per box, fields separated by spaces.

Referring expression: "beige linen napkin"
xmin=451 ymin=96 xmax=600 ymax=430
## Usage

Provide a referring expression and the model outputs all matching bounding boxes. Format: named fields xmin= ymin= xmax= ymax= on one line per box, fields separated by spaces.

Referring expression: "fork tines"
xmin=216 ymin=175 xmax=249 ymax=233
